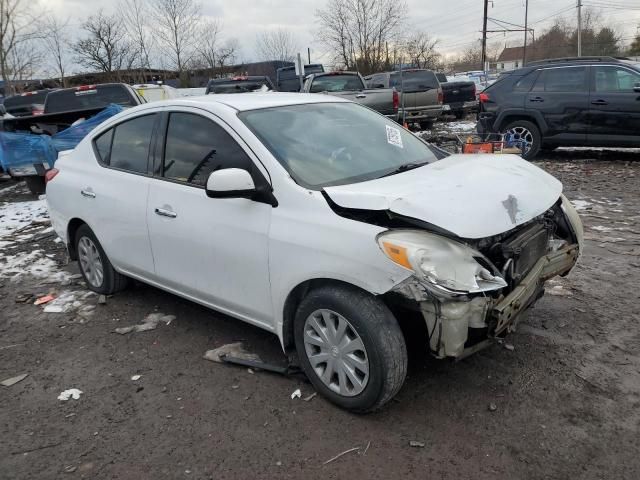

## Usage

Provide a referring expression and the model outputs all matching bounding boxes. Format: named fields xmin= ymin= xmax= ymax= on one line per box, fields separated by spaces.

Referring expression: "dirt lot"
xmin=1 ymin=135 xmax=639 ymax=479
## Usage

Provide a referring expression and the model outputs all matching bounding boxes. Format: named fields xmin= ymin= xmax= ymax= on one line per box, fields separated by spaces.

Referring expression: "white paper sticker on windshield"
xmin=385 ymin=125 xmax=403 ymax=148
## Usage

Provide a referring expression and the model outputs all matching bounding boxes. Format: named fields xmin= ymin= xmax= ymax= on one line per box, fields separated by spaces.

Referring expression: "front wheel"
xmin=75 ymin=224 xmax=129 ymax=295
xmin=294 ymin=284 xmax=407 ymax=413
xmin=502 ymin=120 xmax=541 ymax=160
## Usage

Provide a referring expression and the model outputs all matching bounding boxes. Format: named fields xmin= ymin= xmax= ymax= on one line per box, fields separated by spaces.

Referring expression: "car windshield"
xmin=46 ymin=85 xmax=134 ymax=112
xmin=309 ymin=75 xmax=363 ymax=92
xmin=210 ymin=81 xmax=270 ymax=93
xmin=239 ymin=102 xmax=437 ymax=189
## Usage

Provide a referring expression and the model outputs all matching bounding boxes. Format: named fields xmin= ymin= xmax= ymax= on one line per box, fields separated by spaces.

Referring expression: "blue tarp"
xmin=0 ymin=104 xmax=123 ymax=172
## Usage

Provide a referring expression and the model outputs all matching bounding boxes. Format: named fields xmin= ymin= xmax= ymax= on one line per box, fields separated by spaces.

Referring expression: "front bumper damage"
xmin=393 ymin=243 xmax=579 ymax=359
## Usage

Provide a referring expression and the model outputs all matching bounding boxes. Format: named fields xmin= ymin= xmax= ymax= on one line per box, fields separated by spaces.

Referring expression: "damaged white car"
xmin=46 ymin=94 xmax=583 ymax=412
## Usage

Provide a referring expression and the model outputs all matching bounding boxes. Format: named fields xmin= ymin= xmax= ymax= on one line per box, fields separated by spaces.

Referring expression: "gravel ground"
xmin=1 ymin=134 xmax=639 ymax=479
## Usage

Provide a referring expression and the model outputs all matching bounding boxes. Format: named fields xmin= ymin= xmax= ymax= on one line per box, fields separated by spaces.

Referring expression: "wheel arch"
xmin=495 ymin=109 xmax=547 ymax=134
xmin=280 ymin=277 xmax=383 ymax=354
xmin=66 ymin=217 xmax=88 ymax=260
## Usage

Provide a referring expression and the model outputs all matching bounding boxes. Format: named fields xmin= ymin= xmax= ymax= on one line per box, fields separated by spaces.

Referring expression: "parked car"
xmin=477 ymin=56 xmax=640 ymax=159
xmin=365 ymin=69 xmax=442 ymax=129
xmin=435 ymin=73 xmax=477 ymax=119
xmin=277 ymin=64 xmax=325 ymax=92
xmin=133 ymin=83 xmax=179 ymax=102
xmin=303 ymin=71 xmax=398 ymax=120
xmin=206 ymin=76 xmax=275 ymax=94
xmin=2 ymin=89 xmax=56 ymax=117
xmin=1 ymin=83 xmax=145 ymax=193
xmin=46 ymin=93 xmax=583 ymax=412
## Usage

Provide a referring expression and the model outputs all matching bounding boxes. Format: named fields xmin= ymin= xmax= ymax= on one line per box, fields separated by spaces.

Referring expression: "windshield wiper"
xmin=378 ymin=162 xmax=428 ymax=178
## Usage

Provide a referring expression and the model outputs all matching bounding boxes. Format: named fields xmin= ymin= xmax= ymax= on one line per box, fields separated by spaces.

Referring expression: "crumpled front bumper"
xmin=402 ymin=242 xmax=580 ymax=359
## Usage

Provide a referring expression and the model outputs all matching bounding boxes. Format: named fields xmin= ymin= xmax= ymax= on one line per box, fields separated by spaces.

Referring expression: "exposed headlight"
xmin=377 ymin=230 xmax=507 ymax=294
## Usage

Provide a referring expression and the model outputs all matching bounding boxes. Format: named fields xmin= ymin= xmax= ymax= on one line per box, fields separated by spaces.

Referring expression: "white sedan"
xmin=46 ymin=93 xmax=583 ymax=412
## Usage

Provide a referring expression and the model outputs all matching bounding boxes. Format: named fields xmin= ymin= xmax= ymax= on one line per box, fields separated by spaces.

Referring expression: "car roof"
xmin=161 ymin=92 xmax=350 ymax=112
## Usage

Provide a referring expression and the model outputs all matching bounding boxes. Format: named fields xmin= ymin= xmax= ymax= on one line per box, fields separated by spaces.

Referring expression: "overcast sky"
xmin=46 ymin=0 xmax=640 ymax=71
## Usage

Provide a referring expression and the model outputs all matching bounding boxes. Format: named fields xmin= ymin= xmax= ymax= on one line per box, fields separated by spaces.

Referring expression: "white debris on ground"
xmin=41 ymin=290 xmax=97 ymax=318
xmin=114 ymin=313 xmax=176 ymax=334
xmin=203 ymin=342 xmax=262 ymax=363
xmin=57 ymin=388 xmax=83 ymax=401
xmin=1 ymin=373 xmax=28 ymax=387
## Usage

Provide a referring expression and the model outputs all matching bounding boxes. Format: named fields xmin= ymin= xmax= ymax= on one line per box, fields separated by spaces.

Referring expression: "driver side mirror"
xmin=206 ymin=168 xmax=256 ymax=199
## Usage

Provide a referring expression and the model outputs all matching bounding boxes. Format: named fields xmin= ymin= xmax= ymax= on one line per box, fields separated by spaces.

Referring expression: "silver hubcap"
xmin=303 ymin=309 xmax=369 ymax=397
xmin=505 ymin=126 xmax=534 ymax=154
xmin=78 ymin=236 xmax=104 ymax=288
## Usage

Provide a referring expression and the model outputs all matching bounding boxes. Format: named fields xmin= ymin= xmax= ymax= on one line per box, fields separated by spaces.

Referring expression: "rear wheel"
xmin=75 ymin=224 xmax=128 ymax=294
xmin=419 ymin=120 xmax=433 ymax=130
xmin=294 ymin=284 xmax=407 ymax=413
xmin=454 ymin=110 xmax=465 ymax=120
xmin=502 ymin=120 xmax=541 ymax=160
xmin=25 ymin=176 xmax=46 ymax=195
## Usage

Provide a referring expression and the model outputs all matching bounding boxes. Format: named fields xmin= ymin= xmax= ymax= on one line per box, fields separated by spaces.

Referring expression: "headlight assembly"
xmin=377 ymin=230 xmax=507 ymax=294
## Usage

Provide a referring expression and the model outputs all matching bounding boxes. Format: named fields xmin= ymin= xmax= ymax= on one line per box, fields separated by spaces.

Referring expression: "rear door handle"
xmin=529 ymin=96 xmax=544 ymax=102
xmin=355 ymin=94 xmax=367 ymax=98
xmin=155 ymin=207 xmax=177 ymax=218
xmin=591 ymin=99 xmax=608 ymax=105
xmin=80 ymin=189 xmax=95 ymax=198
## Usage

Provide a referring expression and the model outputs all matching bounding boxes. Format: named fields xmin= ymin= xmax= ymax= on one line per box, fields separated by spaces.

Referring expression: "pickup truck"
xmin=365 ymin=69 xmax=442 ymax=129
xmin=435 ymin=73 xmax=477 ymax=119
xmin=302 ymin=72 xmax=398 ymax=120
xmin=277 ymin=64 xmax=324 ymax=92
xmin=1 ymin=83 xmax=144 ymax=193
xmin=205 ymin=76 xmax=276 ymax=94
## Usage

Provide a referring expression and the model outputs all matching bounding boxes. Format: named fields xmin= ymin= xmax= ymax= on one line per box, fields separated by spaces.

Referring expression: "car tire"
xmin=25 ymin=176 xmax=46 ymax=195
xmin=294 ymin=284 xmax=407 ymax=413
xmin=454 ymin=110 xmax=465 ymax=120
xmin=75 ymin=224 xmax=128 ymax=295
xmin=502 ymin=120 xmax=541 ymax=160
xmin=419 ymin=120 xmax=433 ymax=130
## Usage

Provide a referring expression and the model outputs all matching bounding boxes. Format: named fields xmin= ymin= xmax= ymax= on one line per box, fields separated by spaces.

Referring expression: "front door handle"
xmin=155 ymin=207 xmax=177 ymax=218
xmin=355 ymin=94 xmax=367 ymax=99
xmin=591 ymin=99 xmax=608 ymax=106
xmin=529 ymin=96 xmax=544 ymax=102
xmin=80 ymin=189 xmax=95 ymax=198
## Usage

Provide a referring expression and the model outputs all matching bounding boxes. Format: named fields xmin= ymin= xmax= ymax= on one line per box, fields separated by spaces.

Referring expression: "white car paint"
xmin=324 ymin=154 xmax=562 ymax=239
xmin=46 ymin=93 xmax=579 ymax=356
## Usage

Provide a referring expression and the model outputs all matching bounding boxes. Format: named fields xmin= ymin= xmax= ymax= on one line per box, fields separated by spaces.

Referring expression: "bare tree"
xmin=41 ymin=15 xmax=70 ymax=87
xmin=316 ymin=0 xmax=406 ymax=74
xmin=195 ymin=18 xmax=222 ymax=70
xmin=151 ymin=0 xmax=201 ymax=84
xmin=121 ymin=0 xmax=155 ymax=78
xmin=403 ymin=31 xmax=439 ymax=69
xmin=1 ymin=0 xmax=41 ymax=95
xmin=73 ymin=11 xmax=133 ymax=81
xmin=216 ymin=38 xmax=238 ymax=70
xmin=255 ymin=28 xmax=297 ymax=62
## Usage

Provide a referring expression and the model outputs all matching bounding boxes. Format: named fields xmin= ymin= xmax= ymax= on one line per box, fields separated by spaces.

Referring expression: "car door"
xmin=146 ymin=108 xmax=274 ymax=327
xmin=588 ymin=64 xmax=640 ymax=145
xmin=87 ymin=113 xmax=158 ymax=277
xmin=527 ymin=66 xmax=589 ymax=143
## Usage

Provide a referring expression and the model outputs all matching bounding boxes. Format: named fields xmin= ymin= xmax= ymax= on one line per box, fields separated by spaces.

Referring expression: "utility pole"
xmin=481 ymin=0 xmax=489 ymax=70
xmin=523 ymin=0 xmax=529 ymax=65
xmin=577 ymin=0 xmax=582 ymax=57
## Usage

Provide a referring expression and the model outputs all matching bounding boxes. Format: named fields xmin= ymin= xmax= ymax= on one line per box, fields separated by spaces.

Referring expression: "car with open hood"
xmin=45 ymin=93 xmax=583 ymax=412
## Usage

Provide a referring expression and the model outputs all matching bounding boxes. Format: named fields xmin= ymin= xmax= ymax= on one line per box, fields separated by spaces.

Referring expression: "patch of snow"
xmin=591 ymin=225 xmax=612 ymax=232
xmin=58 ymin=388 xmax=83 ymax=401
xmin=0 ymin=250 xmax=73 ymax=283
xmin=444 ymin=121 xmax=476 ymax=132
xmin=571 ymin=200 xmax=592 ymax=211
xmin=0 ymin=199 xmax=49 ymax=239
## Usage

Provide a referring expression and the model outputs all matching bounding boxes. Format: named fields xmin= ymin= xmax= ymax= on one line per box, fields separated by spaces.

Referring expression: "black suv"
xmin=477 ymin=57 xmax=640 ymax=159
xmin=205 ymin=76 xmax=275 ymax=94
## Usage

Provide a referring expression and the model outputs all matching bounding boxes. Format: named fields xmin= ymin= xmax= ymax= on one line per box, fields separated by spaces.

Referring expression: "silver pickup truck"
xmin=303 ymin=72 xmax=398 ymax=120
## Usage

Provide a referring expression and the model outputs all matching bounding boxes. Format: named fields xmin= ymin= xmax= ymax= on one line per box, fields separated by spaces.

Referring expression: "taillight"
xmin=45 ymin=168 xmax=59 ymax=184
xmin=392 ymin=90 xmax=399 ymax=111
xmin=76 ymin=84 xmax=97 ymax=91
xmin=32 ymin=104 xmax=45 ymax=116
xmin=479 ymin=93 xmax=490 ymax=103
xmin=437 ymin=88 xmax=443 ymax=104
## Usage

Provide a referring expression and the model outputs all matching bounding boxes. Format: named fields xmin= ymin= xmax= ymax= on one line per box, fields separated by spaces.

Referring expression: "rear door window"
xmin=532 ymin=67 xmax=587 ymax=92
xmin=107 ymin=114 xmax=157 ymax=173
xmin=162 ymin=112 xmax=253 ymax=186
xmin=390 ymin=71 xmax=438 ymax=92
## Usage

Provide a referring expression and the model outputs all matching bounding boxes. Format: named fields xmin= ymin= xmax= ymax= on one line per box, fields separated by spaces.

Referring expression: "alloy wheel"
xmin=505 ymin=125 xmax=534 ymax=154
xmin=78 ymin=236 xmax=104 ymax=288
xmin=303 ymin=309 xmax=369 ymax=396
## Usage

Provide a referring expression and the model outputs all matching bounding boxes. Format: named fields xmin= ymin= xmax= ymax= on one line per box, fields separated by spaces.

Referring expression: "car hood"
xmin=323 ymin=154 xmax=562 ymax=239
